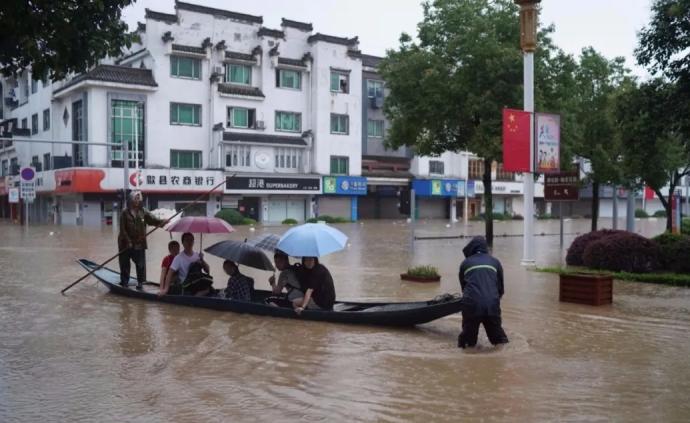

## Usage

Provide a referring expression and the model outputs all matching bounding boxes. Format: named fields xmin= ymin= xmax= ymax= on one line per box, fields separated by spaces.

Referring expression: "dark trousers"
xmin=119 ymin=248 xmax=146 ymax=285
xmin=458 ymin=312 xmax=509 ymax=348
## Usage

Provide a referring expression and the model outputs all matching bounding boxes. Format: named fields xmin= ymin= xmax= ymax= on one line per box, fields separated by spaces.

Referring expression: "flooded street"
xmin=1 ymin=218 xmax=690 ymax=422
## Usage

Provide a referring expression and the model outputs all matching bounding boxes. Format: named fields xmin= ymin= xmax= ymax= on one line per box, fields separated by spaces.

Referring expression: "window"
xmin=330 ymin=70 xmax=349 ymax=93
xmin=468 ymin=159 xmax=485 ymax=179
xmin=429 ymin=160 xmax=444 ymax=175
xmin=31 ymin=113 xmax=38 ymax=135
xmin=226 ymin=145 xmax=252 ymax=168
xmin=275 ymin=148 xmax=301 ymax=169
xmin=228 ymin=107 xmax=256 ymax=129
xmin=43 ymin=153 xmax=51 ymax=171
xmin=31 ymin=78 xmax=38 ymax=94
xmin=21 ymin=118 xmax=27 ymax=129
xmin=367 ymin=80 xmax=384 ymax=98
xmin=367 ymin=119 xmax=384 ymax=138
xmin=170 ymin=150 xmax=202 ymax=169
xmin=226 ymin=64 xmax=251 ymax=85
xmin=72 ymin=100 xmax=86 ymax=166
xmin=276 ymin=69 xmax=301 ymax=89
xmin=275 ymin=111 xmax=301 ymax=132
xmin=43 ymin=109 xmax=50 ymax=131
xmin=330 ymin=114 xmax=349 ymax=135
xmin=330 ymin=156 xmax=349 ymax=175
xmin=495 ymin=162 xmax=515 ymax=181
xmin=170 ymin=103 xmax=201 ymax=126
xmin=1 ymin=160 xmax=7 ymax=176
xmin=170 ymin=56 xmax=201 ymax=79
xmin=10 ymin=158 xmax=18 ymax=175
xmin=111 ymin=100 xmax=144 ymax=167
xmin=31 ymin=155 xmax=40 ymax=167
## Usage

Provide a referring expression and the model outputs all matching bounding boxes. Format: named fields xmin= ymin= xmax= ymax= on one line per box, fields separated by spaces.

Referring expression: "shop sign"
xmin=412 ymin=179 xmax=459 ymax=197
xmin=132 ymin=170 xmax=217 ymax=189
xmin=9 ymin=188 xmax=19 ymax=203
xmin=544 ymin=169 xmax=579 ymax=201
xmin=226 ymin=176 xmax=320 ymax=192
xmin=323 ymin=176 xmax=367 ymax=195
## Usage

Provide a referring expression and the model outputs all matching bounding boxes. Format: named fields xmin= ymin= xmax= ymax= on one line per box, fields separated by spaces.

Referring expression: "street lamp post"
xmin=516 ymin=0 xmax=540 ymax=266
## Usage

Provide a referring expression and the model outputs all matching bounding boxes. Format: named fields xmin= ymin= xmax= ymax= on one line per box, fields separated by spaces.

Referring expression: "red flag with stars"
xmin=502 ymin=108 xmax=531 ymax=172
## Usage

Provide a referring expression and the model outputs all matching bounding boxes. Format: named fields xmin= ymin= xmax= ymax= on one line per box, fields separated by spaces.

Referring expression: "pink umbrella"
xmin=166 ymin=216 xmax=235 ymax=250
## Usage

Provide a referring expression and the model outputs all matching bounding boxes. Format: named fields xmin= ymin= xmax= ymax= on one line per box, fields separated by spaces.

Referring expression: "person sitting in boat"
xmin=160 ymin=232 xmax=211 ymax=296
xmin=269 ymin=249 xmax=303 ymax=302
xmin=293 ymin=257 xmax=336 ymax=313
xmin=159 ymin=240 xmax=180 ymax=287
xmin=223 ymin=260 xmax=254 ymax=301
xmin=457 ymin=236 xmax=509 ymax=349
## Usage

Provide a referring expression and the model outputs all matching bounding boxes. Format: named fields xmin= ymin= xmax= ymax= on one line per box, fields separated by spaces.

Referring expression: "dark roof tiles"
xmin=225 ymin=51 xmax=256 ymax=62
xmin=175 ymin=1 xmax=263 ymax=24
xmin=217 ymin=84 xmax=265 ymax=98
xmin=281 ymin=18 xmax=313 ymax=32
xmin=277 ymin=57 xmax=306 ymax=68
xmin=145 ymin=9 xmax=177 ymax=23
xmin=54 ymin=65 xmax=157 ymax=94
xmin=308 ymin=33 xmax=358 ymax=46
xmin=258 ymin=27 xmax=285 ymax=38
xmin=223 ymin=132 xmax=307 ymax=146
xmin=172 ymin=44 xmax=207 ymax=55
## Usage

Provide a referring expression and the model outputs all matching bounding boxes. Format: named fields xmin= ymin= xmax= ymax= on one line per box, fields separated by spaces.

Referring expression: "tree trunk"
xmin=655 ymin=185 xmax=674 ymax=232
xmin=591 ymin=180 xmax=599 ymax=232
xmin=483 ymin=157 xmax=493 ymax=247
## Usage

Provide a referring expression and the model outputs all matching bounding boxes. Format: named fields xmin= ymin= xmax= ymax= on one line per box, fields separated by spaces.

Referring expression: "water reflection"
xmin=2 ymin=218 xmax=690 ymax=421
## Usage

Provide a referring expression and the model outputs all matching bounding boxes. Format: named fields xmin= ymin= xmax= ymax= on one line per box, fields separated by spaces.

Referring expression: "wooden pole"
xmin=61 ymin=176 xmax=231 ymax=295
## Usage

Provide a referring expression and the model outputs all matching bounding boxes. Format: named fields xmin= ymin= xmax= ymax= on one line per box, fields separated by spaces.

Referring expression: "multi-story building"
xmin=0 ymin=1 xmax=365 ymax=224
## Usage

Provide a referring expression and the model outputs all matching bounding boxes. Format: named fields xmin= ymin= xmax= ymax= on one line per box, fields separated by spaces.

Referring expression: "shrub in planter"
xmin=282 ymin=218 xmax=298 ymax=225
xmin=566 ymin=229 xmax=626 ymax=266
xmin=653 ymin=233 xmax=690 ymax=273
xmin=215 ymin=209 xmax=248 ymax=225
xmin=583 ymin=232 xmax=659 ymax=273
xmin=401 ymin=265 xmax=441 ymax=282
xmin=652 ymin=209 xmax=667 ymax=218
xmin=635 ymin=208 xmax=649 ymax=218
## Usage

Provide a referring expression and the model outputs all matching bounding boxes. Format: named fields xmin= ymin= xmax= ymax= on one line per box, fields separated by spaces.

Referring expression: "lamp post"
xmin=516 ymin=0 xmax=540 ymax=266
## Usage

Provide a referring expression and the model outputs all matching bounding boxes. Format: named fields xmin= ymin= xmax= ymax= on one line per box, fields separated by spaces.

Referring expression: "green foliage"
xmin=215 ymin=209 xmax=255 ymax=226
xmin=683 ymin=218 xmax=690 ymax=235
xmin=582 ymin=232 xmax=659 ymax=273
xmin=653 ymin=233 xmax=690 ymax=273
xmin=536 ymin=213 xmax=557 ymax=220
xmin=0 ymin=0 xmax=136 ymax=79
xmin=635 ymin=208 xmax=649 ymax=218
xmin=653 ymin=209 xmax=667 ymax=217
xmin=281 ymin=218 xmax=298 ymax=225
xmin=306 ymin=215 xmax=350 ymax=224
xmin=406 ymin=265 xmax=440 ymax=278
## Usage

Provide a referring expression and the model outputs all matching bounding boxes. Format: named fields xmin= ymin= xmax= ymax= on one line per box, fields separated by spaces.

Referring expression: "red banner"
xmin=644 ymin=186 xmax=655 ymax=200
xmin=502 ymin=108 xmax=531 ymax=172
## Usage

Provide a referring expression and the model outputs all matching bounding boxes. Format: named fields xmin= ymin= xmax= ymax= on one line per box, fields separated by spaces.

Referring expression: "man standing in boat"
xmin=458 ymin=236 xmax=509 ymax=348
xmin=117 ymin=190 xmax=164 ymax=290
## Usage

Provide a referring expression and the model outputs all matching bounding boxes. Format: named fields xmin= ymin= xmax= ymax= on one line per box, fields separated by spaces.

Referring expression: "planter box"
xmin=559 ymin=273 xmax=613 ymax=306
xmin=400 ymin=273 xmax=441 ymax=283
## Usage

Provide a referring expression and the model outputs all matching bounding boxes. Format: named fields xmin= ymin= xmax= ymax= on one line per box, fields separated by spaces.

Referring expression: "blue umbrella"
xmin=276 ymin=223 xmax=348 ymax=258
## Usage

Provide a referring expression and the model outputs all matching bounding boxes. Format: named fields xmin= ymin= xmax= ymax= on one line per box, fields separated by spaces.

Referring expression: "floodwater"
xmin=1 ymin=217 xmax=689 ymax=422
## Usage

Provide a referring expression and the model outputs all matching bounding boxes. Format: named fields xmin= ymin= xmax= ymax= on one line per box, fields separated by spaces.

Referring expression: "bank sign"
xmin=412 ymin=179 xmax=459 ymax=197
xmin=323 ymin=176 xmax=367 ymax=196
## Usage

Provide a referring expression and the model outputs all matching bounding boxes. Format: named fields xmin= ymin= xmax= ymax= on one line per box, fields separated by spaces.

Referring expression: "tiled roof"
xmin=277 ymin=57 xmax=306 ymax=68
xmin=145 ymin=9 xmax=177 ymax=23
xmin=115 ymin=48 xmax=148 ymax=64
xmin=223 ymin=132 xmax=307 ymax=146
xmin=362 ymin=54 xmax=383 ymax=68
xmin=307 ymin=33 xmax=358 ymax=46
xmin=225 ymin=51 xmax=256 ymax=62
xmin=175 ymin=1 xmax=263 ymax=24
xmin=258 ymin=27 xmax=285 ymax=38
xmin=281 ymin=18 xmax=313 ymax=32
xmin=217 ymin=84 xmax=265 ymax=98
xmin=53 ymin=65 xmax=157 ymax=94
xmin=172 ymin=44 xmax=206 ymax=55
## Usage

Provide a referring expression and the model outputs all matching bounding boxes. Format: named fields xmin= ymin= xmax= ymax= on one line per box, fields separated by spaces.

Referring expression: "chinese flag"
xmin=644 ymin=186 xmax=656 ymax=200
xmin=502 ymin=108 xmax=531 ymax=172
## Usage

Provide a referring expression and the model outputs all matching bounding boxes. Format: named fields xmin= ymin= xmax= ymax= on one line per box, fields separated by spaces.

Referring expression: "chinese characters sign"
xmin=226 ymin=176 xmax=321 ymax=192
xmin=323 ymin=176 xmax=367 ymax=195
xmin=544 ymin=168 xmax=579 ymax=201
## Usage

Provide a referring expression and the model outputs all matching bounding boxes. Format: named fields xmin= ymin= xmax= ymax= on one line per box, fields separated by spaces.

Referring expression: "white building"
xmin=0 ymin=1 xmax=364 ymax=225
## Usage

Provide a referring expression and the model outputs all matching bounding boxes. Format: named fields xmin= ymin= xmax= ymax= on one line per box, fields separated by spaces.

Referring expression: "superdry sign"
xmin=225 ymin=176 xmax=320 ymax=192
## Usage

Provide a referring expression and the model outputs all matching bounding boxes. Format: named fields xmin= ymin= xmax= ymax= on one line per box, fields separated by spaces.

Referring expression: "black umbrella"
xmin=204 ymin=240 xmax=275 ymax=271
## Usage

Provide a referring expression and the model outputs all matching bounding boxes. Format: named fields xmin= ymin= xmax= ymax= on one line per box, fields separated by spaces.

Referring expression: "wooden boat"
xmin=78 ymin=259 xmax=464 ymax=326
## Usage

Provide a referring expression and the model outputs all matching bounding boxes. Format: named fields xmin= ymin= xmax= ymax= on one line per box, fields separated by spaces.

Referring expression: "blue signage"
xmin=412 ymin=179 xmax=460 ymax=197
xmin=467 ymin=180 xmax=475 ymax=197
xmin=323 ymin=176 xmax=368 ymax=196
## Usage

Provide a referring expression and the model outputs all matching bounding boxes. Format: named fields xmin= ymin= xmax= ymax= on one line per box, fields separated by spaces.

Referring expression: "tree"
xmin=0 ymin=0 xmax=136 ymax=80
xmin=570 ymin=48 xmax=629 ymax=231
xmin=380 ymin=0 xmax=568 ymax=246
xmin=615 ymin=79 xmax=690 ymax=231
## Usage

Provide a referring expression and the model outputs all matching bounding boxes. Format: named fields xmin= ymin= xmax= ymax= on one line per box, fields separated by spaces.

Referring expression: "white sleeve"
xmin=170 ymin=255 xmax=181 ymax=272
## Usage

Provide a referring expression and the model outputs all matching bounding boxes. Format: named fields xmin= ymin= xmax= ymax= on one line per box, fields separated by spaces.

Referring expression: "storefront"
xmin=224 ymin=175 xmax=321 ymax=223
xmin=317 ymin=176 xmax=367 ymax=221
xmin=412 ymin=178 xmax=461 ymax=219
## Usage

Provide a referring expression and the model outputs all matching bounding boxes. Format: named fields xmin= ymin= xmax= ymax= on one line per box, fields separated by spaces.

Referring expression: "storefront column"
xmin=450 ymin=198 xmax=457 ymax=223
xmin=350 ymin=196 xmax=358 ymax=222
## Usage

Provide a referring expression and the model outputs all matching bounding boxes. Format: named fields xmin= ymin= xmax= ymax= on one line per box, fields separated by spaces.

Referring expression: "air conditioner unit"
xmin=255 ymin=120 xmax=266 ymax=130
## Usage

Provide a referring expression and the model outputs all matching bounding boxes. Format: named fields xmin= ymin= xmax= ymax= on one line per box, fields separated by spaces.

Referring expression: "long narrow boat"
xmin=78 ymin=259 xmax=464 ymax=326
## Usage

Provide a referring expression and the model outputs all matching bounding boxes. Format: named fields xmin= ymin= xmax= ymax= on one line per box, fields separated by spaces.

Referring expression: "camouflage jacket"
xmin=118 ymin=208 xmax=163 ymax=250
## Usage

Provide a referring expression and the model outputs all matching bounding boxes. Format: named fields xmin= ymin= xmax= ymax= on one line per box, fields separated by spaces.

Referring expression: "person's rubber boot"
xmin=136 ymin=282 xmax=144 ymax=291
xmin=119 ymin=281 xmax=129 ymax=288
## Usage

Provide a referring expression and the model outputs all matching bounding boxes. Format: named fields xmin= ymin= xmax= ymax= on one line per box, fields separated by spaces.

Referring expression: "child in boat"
xmin=223 ymin=260 xmax=254 ymax=301
xmin=159 ymin=240 xmax=180 ymax=287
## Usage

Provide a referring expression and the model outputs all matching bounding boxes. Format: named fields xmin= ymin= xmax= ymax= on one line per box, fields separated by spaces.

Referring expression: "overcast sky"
xmin=122 ymin=0 xmax=653 ymax=78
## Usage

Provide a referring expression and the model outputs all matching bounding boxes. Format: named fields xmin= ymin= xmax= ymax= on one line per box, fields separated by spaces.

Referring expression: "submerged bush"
xmin=635 ymin=208 xmax=649 ymax=218
xmin=215 ymin=209 xmax=256 ymax=225
xmin=306 ymin=215 xmax=351 ymax=224
xmin=653 ymin=209 xmax=667 ymax=218
xmin=282 ymin=218 xmax=298 ymax=225
xmin=566 ymin=229 xmax=625 ymax=266
xmin=406 ymin=265 xmax=440 ymax=278
xmin=653 ymin=233 xmax=690 ymax=274
xmin=583 ymin=232 xmax=659 ymax=273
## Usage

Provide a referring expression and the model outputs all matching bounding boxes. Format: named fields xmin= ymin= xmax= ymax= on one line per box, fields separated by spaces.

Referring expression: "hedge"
xmin=282 ymin=218 xmax=298 ymax=225
xmin=635 ymin=208 xmax=649 ymax=218
xmin=565 ymin=229 xmax=625 ymax=266
xmin=215 ymin=209 xmax=256 ymax=225
xmin=582 ymin=232 xmax=659 ymax=273
xmin=653 ymin=233 xmax=690 ymax=273
xmin=306 ymin=215 xmax=350 ymax=224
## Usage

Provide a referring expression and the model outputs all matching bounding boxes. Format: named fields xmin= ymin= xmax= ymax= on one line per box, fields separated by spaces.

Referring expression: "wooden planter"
xmin=400 ymin=273 xmax=441 ymax=283
xmin=559 ymin=273 xmax=613 ymax=306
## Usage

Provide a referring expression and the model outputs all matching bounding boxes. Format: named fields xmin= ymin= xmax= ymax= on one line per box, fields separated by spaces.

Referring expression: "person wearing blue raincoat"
xmin=457 ymin=236 xmax=509 ymax=348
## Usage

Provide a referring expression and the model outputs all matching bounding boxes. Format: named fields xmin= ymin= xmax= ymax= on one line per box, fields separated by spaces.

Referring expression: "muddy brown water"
xmin=1 ymin=218 xmax=689 ymax=422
